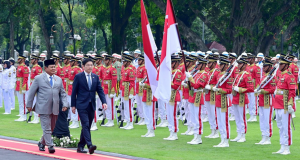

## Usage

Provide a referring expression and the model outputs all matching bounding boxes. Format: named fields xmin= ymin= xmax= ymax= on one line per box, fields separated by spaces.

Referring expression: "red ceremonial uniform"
xmin=182 ymin=65 xmax=194 ymax=99
xmin=188 ymin=70 xmax=208 ymax=105
xmin=55 ymin=64 xmax=64 ymax=81
xmin=288 ymin=63 xmax=299 ymax=86
xmin=136 ymin=64 xmax=147 ymax=95
xmin=258 ymin=72 xmax=276 ymax=107
xmin=215 ymin=71 xmax=233 ymax=108
xmin=68 ymin=66 xmax=82 ymax=95
xmin=142 ymin=78 xmax=157 ymax=102
xmin=119 ymin=65 xmax=125 ymax=91
xmin=171 ymin=69 xmax=185 ymax=102
xmin=231 ymin=66 xmax=240 ymax=78
xmin=16 ymin=63 xmax=29 ymax=92
xmin=121 ymin=66 xmax=136 ymax=97
xmin=273 ymin=70 xmax=296 ymax=110
xmin=102 ymin=65 xmax=118 ymax=95
xmin=205 ymin=68 xmax=221 ymax=101
xmin=246 ymin=64 xmax=261 ymax=88
xmin=232 ymin=71 xmax=254 ymax=105
xmin=30 ymin=64 xmax=43 ymax=85
xmin=63 ymin=64 xmax=71 ymax=90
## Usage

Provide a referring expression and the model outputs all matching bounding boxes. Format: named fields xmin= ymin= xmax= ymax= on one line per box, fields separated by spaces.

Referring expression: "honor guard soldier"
xmin=0 ymin=59 xmax=3 ymax=109
xmin=28 ymin=54 xmax=43 ymax=123
xmin=212 ymin=58 xmax=233 ymax=147
xmin=68 ymin=57 xmax=82 ymax=128
xmin=230 ymin=58 xmax=254 ymax=143
xmin=139 ymin=73 xmax=157 ymax=138
xmin=52 ymin=55 xmax=64 ymax=80
xmin=246 ymin=53 xmax=261 ymax=122
xmin=184 ymin=58 xmax=209 ymax=145
xmin=89 ymin=56 xmax=99 ymax=131
xmin=204 ymin=55 xmax=220 ymax=138
xmin=120 ymin=55 xmax=136 ymax=130
xmin=163 ymin=55 xmax=185 ymax=141
xmin=254 ymin=60 xmax=276 ymax=145
xmin=94 ymin=55 xmax=104 ymax=122
xmin=101 ymin=55 xmax=118 ymax=127
xmin=287 ymin=54 xmax=298 ymax=118
xmin=62 ymin=54 xmax=72 ymax=92
xmin=135 ymin=55 xmax=147 ymax=125
xmin=9 ymin=58 xmax=16 ymax=110
xmin=2 ymin=60 xmax=13 ymax=114
xmin=15 ymin=55 xmax=30 ymax=122
xmin=177 ymin=52 xmax=187 ymax=121
xmin=272 ymin=57 xmax=296 ymax=155
xmin=227 ymin=53 xmax=239 ymax=121
xmin=181 ymin=56 xmax=196 ymax=136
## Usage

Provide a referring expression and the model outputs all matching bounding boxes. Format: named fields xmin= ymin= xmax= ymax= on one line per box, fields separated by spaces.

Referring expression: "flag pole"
xmin=169 ymin=0 xmax=191 ymax=90
xmin=156 ymin=51 xmax=160 ymax=66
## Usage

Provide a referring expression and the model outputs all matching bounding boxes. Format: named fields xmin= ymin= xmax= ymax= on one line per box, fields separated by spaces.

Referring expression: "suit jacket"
xmin=26 ymin=73 xmax=68 ymax=115
xmin=71 ymin=72 xmax=106 ymax=110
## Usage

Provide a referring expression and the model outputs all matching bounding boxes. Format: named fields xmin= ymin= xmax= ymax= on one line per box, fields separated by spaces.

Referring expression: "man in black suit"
xmin=71 ymin=58 xmax=107 ymax=154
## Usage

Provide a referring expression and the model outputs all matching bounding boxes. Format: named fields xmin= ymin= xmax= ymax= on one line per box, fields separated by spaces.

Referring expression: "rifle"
xmin=215 ymin=64 xmax=234 ymax=88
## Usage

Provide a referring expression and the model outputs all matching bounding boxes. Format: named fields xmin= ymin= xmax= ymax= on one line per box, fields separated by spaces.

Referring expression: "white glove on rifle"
xmin=22 ymin=90 xmax=26 ymax=94
xmin=185 ymin=72 xmax=192 ymax=79
xmin=212 ymin=87 xmax=219 ymax=92
xmin=288 ymin=105 xmax=295 ymax=114
xmin=181 ymin=81 xmax=188 ymax=87
xmin=139 ymin=82 xmax=145 ymax=87
xmin=205 ymin=85 xmax=211 ymax=90
xmin=234 ymin=86 xmax=239 ymax=92
xmin=129 ymin=94 xmax=134 ymax=99
xmin=254 ymin=89 xmax=261 ymax=94
xmin=109 ymin=94 xmax=115 ymax=98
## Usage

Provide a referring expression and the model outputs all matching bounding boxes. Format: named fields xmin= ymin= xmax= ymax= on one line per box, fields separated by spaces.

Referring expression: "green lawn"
xmin=0 ymin=98 xmax=299 ymax=160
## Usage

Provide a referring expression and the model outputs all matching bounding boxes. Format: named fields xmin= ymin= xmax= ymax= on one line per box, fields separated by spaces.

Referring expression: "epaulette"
xmin=287 ymin=71 xmax=292 ymax=75
xmin=245 ymin=71 xmax=250 ymax=75
xmin=216 ymin=68 xmax=220 ymax=72
xmin=177 ymin=69 xmax=182 ymax=73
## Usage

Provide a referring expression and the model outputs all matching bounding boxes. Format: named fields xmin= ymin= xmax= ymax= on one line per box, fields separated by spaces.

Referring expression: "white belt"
xmin=69 ymin=82 xmax=73 ymax=84
xmin=194 ymin=89 xmax=203 ymax=93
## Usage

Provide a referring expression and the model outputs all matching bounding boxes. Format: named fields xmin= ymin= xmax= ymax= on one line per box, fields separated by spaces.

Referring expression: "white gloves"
xmin=205 ymin=85 xmax=211 ymax=90
xmin=22 ymin=90 xmax=26 ymax=94
xmin=139 ymin=82 xmax=145 ymax=87
xmin=109 ymin=94 xmax=115 ymax=98
xmin=185 ymin=72 xmax=192 ymax=79
xmin=212 ymin=87 xmax=219 ymax=92
xmin=129 ymin=94 xmax=134 ymax=99
xmin=254 ymin=89 xmax=261 ymax=94
xmin=288 ymin=105 xmax=295 ymax=114
xmin=234 ymin=86 xmax=239 ymax=92
xmin=181 ymin=81 xmax=188 ymax=87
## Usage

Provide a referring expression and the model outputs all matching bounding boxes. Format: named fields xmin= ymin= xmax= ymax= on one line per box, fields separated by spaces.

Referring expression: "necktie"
xmin=87 ymin=74 xmax=91 ymax=90
xmin=49 ymin=76 xmax=53 ymax=87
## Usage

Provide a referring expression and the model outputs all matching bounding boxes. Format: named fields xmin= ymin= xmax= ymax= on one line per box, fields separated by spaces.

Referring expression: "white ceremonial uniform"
xmin=2 ymin=68 xmax=12 ymax=113
xmin=0 ymin=64 xmax=3 ymax=108
xmin=9 ymin=65 xmax=16 ymax=110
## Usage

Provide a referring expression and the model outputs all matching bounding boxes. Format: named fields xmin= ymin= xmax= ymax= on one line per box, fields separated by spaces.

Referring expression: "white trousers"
xmin=142 ymin=102 xmax=156 ymax=130
xmin=68 ymin=95 xmax=78 ymax=121
xmin=16 ymin=92 xmax=26 ymax=115
xmin=232 ymin=104 xmax=247 ymax=134
xmin=105 ymin=94 xmax=115 ymax=120
xmin=228 ymin=94 xmax=234 ymax=116
xmin=183 ymin=99 xmax=190 ymax=125
xmin=204 ymin=101 xmax=218 ymax=130
xmin=188 ymin=103 xmax=203 ymax=135
xmin=167 ymin=102 xmax=179 ymax=133
xmin=259 ymin=106 xmax=273 ymax=137
xmin=124 ymin=99 xmax=134 ymax=122
xmin=247 ymin=92 xmax=257 ymax=116
xmin=9 ymin=89 xmax=15 ymax=109
xmin=275 ymin=109 xmax=292 ymax=146
xmin=3 ymin=90 xmax=11 ymax=113
xmin=0 ymin=89 xmax=2 ymax=107
xmin=96 ymin=97 xmax=102 ymax=120
xmin=216 ymin=107 xmax=230 ymax=139
xmin=135 ymin=95 xmax=144 ymax=118
xmin=158 ymin=99 xmax=166 ymax=120
xmin=119 ymin=91 xmax=125 ymax=121
xmin=179 ymin=90 xmax=184 ymax=116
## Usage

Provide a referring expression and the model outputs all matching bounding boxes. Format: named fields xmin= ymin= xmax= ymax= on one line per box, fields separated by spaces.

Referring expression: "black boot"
xmin=135 ymin=116 xmax=139 ymax=124
xmin=156 ymin=119 xmax=158 ymax=125
xmin=119 ymin=120 xmax=124 ymax=128
xmin=184 ymin=119 xmax=187 ymax=125
xmin=27 ymin=116 xmax=32 ymax=123
xmin=100 ymin=118 xmax=106 ymax=126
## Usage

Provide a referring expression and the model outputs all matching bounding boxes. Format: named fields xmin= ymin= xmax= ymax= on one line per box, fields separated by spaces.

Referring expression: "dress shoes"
xmin=38 ymin=142 xmax=45 ymax=151
xmin=48 ymin=146 xmax=55 ymax=153
xmin=77 ymin=147 xmax=87 ymax=153
xmin=88 ymin=145 xmax=97 ymax=154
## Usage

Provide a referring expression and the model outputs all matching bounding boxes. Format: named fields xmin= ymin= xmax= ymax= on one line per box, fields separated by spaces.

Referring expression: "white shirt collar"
xmin=46 ymin=72 xmax=53 ymax=79
xmin=84 ymin=71 xmax=91 ymax=76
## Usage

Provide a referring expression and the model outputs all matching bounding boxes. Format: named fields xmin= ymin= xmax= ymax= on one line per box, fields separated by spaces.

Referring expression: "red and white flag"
xmin=154 ymin=0 xmax=181 ymax=102
xmin=141 ymin=0 xmax=158 ymax=95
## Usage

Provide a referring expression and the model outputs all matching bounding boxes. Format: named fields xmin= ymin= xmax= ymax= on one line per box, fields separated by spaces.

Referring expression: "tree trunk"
xmin=154 ymin=24 xmax=162 ymax=50
xmin=101 ymin=28 xmax=109 ymax=53
xmin=9 ymin=19 xmax=14 ymax=57
xmin=35 ymin=0 xmax=51 ymax=58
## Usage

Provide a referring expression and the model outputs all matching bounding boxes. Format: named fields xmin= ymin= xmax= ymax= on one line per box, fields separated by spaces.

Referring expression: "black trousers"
xmin=77 ymin=102 xmax=94 ymax=148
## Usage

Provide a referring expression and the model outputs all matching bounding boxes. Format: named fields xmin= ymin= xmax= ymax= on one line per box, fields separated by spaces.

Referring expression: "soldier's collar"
xmin=105 ymin=65 xmax=112 ymax=68
xmin=199 ymin=70 xmax=205 ymax=73
xmin=32 ymin=64 xmax=38 ymax=67
xmin=220 ymin=71 xmax=226 ymax=74
xmin=66 ymin=64 xmax=70 ymax=67
xmin=281 ymin=70 xmax=287 ymax=74
xmin=172 ymin=69 xmax=178 ymax=73
xmin=209 ymin=68 xmax=215 ymax=72
xmin=139 ymin=64 xmax=145 ymax=67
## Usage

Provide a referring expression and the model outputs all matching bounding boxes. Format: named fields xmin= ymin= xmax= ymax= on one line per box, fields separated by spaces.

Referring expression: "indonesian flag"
xmin=141 ymin=0 xmax=158 ymax=95
xmin=154 ymin=0 xmax=181 ymax=102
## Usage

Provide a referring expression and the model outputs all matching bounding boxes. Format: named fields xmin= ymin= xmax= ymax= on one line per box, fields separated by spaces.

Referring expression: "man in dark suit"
xmin=71 ymin=58 xmax=107 ymax=154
